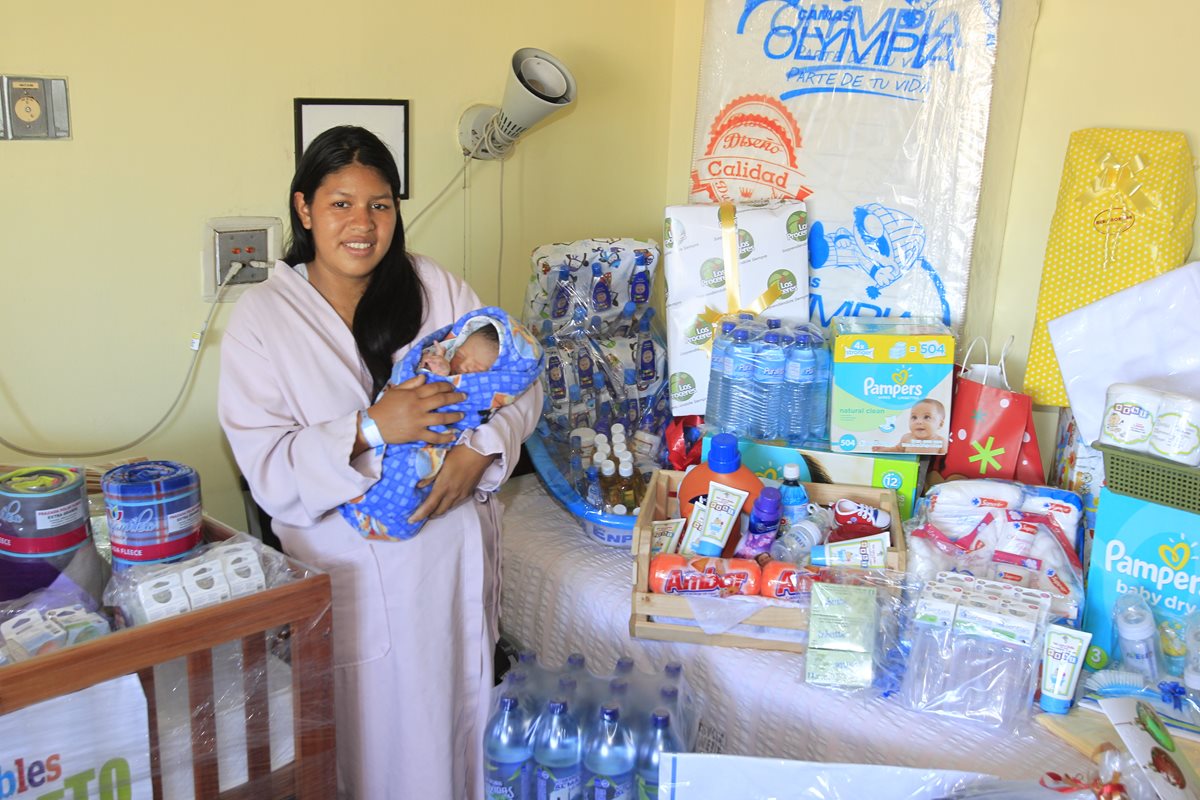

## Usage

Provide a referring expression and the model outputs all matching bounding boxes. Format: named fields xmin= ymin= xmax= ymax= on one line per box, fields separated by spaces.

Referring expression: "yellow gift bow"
xmin=1076 ymin=151 xmax=1160 ymax=213
xmin=694 ymin=201 xmax=785 ymax=352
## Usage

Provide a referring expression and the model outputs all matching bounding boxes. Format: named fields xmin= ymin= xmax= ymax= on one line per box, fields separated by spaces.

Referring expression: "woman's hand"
xmin=370 ymin=375 xmax=465 ymax=446
xmin=408 ymin=445 xmax=497 ymax=524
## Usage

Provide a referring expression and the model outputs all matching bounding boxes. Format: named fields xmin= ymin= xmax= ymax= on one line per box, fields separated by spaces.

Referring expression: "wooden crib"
xmin=0 ymin=517 xmax=336 ymax=800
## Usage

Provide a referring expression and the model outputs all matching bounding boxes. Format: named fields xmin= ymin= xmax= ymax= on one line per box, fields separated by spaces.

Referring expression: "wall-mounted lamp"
xmin=457 ymin=47 xmax=577 ymax=160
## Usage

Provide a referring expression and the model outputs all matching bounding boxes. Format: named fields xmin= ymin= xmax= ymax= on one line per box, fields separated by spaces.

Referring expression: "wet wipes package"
xmin=664 ymin=200 xmax=810 ymax=415
xmin=1082 ymin=488 xmax=1200 ymax=671
xmin=830 ymin=317 xmax=953 ymax=455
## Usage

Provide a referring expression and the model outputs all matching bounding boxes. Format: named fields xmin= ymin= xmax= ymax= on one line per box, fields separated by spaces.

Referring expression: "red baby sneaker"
xmin=831 ymin=499 xmax=891 ymax=535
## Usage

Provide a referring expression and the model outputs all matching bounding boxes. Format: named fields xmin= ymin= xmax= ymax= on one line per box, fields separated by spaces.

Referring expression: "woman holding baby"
xmin=218 ymin=125 xmax=542 ymax=799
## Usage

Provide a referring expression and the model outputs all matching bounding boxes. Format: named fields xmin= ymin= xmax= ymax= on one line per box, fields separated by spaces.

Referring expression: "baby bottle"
xmin=1185 ymin=611 xmax=1200 ymax=700
xmin=1115 ymin=591 xmax=1160 ymax=681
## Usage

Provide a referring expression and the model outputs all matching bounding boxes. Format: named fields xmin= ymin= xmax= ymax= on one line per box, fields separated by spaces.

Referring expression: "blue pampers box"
xmin=1082 ymin=488 xmax=1200 ymax=671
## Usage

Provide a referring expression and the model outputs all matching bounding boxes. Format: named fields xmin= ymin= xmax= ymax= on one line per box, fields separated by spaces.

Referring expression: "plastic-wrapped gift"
xmin=1025 ymin=128 xmax=1196 ymax=406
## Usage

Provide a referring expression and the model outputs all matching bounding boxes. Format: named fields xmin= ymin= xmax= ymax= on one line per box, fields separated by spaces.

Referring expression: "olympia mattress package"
xmin=689 ymin=0 xmax=1005 ymax=332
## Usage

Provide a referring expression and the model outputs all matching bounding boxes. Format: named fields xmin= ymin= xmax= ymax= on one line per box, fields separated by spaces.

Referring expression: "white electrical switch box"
xmin=1 ymin=76 xmax=70 ymax=139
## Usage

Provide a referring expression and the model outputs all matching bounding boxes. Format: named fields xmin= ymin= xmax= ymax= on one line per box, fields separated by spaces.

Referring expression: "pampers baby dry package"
xmin=1083 ymin=488 xmax=1200 ymax=673
xmin=830 ymin=317 xmax=953 ymax=455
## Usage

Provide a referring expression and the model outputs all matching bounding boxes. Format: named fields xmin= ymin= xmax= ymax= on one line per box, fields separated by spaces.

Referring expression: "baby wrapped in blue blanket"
xmin=340 ymin=307 xmax=544 ymax=541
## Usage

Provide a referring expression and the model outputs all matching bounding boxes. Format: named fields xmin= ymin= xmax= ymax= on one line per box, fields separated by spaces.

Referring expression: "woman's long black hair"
xmin=284 ymin=125 xmax=424 ymax=396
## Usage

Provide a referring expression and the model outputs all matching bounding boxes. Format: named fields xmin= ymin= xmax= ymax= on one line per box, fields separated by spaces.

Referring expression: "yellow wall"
xmin=993 ymin=0 xmax=1200 ymax=453
xmin=0 ymin=0 xmax=676 ymax=525
xmin=5 ymin=0 xmax=1200 ymax=527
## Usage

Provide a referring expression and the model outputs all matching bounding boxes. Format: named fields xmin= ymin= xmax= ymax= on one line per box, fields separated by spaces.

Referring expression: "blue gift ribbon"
xmin=1158 ymin=680 xmax=1187 ymax=712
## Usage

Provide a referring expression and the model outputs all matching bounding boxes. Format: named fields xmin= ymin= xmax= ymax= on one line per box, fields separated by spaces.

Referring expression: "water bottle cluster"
xmin=706 ymin=313 xmax=831 ymax=445
xmin=483 ymin=651 xmax=694 ymax=799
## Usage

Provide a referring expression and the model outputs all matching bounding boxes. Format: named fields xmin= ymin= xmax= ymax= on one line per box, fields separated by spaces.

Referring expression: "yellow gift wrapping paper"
xmin=1025 ymin=128 xmax=1196 ymax=407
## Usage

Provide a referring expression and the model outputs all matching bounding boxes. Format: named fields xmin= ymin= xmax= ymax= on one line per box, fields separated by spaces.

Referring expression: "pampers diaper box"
xmin=663 ymin=200 xmax=810 ymax=416
xmin=1082 ymin=488 xmax=1200 ymax=672
xmin=830 ymin=318 xmax=954 ymax=456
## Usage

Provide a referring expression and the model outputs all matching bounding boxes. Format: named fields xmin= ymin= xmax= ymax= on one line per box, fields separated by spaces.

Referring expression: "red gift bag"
xmin=940 ymin=337 xmax=1045 ymax=484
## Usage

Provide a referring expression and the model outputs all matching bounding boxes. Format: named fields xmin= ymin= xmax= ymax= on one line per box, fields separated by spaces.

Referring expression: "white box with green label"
xmin=663 ymin=200 xmax=810 ymax=415
xmin=830 ymin=317 xmax=954 ymax=455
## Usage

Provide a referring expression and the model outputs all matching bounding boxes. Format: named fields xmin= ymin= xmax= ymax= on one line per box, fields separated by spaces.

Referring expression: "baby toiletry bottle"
xmin=677 ymin=433 xmax=763 ymax=521
xmin=1185 ymin=611 xmax=1200 ymax=701
xmin=734 ymin=487 xmax=783 ymax=559
xmin=1115 ymin=591 xmax=1160 ymax=681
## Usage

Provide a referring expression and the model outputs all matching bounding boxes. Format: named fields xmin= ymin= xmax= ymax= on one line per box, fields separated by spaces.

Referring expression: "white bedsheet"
xmin=498 ymin=473 xmax=1092 ymax=780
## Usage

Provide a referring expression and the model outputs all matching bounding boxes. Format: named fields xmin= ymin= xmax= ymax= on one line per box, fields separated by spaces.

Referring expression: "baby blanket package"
xmin=830 ymin=317 xmax=953 ymax=455
xmin=690 ymin=0 xmax=1003 ymax=331
xmin=663 ymin=200 xmax=810 ymax=415
xmin=1082 ymin=488 xmax=1200 ymax=672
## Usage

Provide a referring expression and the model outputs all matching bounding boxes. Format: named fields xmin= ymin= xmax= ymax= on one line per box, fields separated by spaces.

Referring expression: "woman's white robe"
xmin=218 ymin=255 xmax=542 ymax=799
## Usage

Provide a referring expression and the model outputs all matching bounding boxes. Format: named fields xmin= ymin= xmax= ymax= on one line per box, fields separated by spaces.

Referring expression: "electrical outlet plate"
xmin=201 ymin=216 xmax=283 ymax=302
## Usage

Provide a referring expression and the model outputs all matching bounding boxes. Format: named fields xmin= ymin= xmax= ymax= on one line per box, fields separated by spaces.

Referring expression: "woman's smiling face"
xmin=294 ymin=161 xmax=397 ymax=284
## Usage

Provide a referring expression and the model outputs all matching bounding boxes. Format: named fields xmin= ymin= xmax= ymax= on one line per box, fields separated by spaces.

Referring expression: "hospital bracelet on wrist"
xmin=359 ymin=409 xmax=386 ymax=450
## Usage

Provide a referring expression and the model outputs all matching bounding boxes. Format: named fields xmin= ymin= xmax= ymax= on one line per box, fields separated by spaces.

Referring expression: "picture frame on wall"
xmin=294 ymin=98 xmax=410 ymax=199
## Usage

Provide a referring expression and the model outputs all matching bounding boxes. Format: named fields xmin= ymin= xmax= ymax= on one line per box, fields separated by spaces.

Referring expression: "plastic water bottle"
xmin=636 ymin=711 xmax=681 ymax=799
xmin=786 ymin=333 xmax=816 ymax=445
xmin=583 ymin=706 xmax=636 ymax=799
xmin=754 ymin=331 xmax=786 ymax=439
xmin=485 ymin=695 xmax=533 ymax=800
xmin=705 ymin=320 xmax=738 ymax=432
xmin=567 ymin=653 xmax=588 ymax=678
xmin=533 ymin=700 xmax=583 ymax=799
xmin=614 ymin=655 xmax=635 ymax=676
xmin=809 ymin=336 xmax=831 ymax=443
xmin=726 ymin=329 xmax=756 ymax=438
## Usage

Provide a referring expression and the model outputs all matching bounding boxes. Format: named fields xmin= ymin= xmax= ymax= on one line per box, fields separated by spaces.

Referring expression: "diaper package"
xmin=690 ymin=0 xmax=1007 ymax=330
xmin=1082 ymin=488 xmax=1200 ymax=672
xmin=663 ymin=200 xmax=811 ymax=415
xmin=829 ymin=317 xmax=953 ymax=455
xmin=906 ymin=478 xmax=1085 ymax=623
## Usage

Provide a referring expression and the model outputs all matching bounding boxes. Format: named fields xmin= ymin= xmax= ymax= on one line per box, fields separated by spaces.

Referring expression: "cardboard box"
xmin=1081 ymin=488 xmax=1200 ymax=672
xmin=1051 ymin=407 xmax=1104 ymax=570
xmin=700 ymin=435 xmax=922 ymax=519
xmin=663 ymin=201 xmax=810 ymax=415
xmin=829 ymin=317 xmax=954 ymax=455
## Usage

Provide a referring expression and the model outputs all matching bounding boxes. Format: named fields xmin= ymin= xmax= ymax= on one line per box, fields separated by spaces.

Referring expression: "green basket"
xmin=1093 ymin=441 xmax=1200 ymax=515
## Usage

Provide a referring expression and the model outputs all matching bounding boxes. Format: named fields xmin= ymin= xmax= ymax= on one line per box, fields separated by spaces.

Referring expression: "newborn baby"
xmin=418 ymin=324 xmax=500 ymax=377
xmin=340 ymin=308 xmax=543 ymax=542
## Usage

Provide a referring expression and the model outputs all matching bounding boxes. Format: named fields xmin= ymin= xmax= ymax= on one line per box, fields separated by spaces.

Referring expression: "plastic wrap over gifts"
xmin=690 ymin=0 xmax=1002 ymax=331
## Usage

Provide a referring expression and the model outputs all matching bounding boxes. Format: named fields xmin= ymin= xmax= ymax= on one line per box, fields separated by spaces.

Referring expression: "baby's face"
xmin=450 ymin=333 xmax=499 ymax=375
xmin=908 ymin=402 xmax=944 ymax=439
